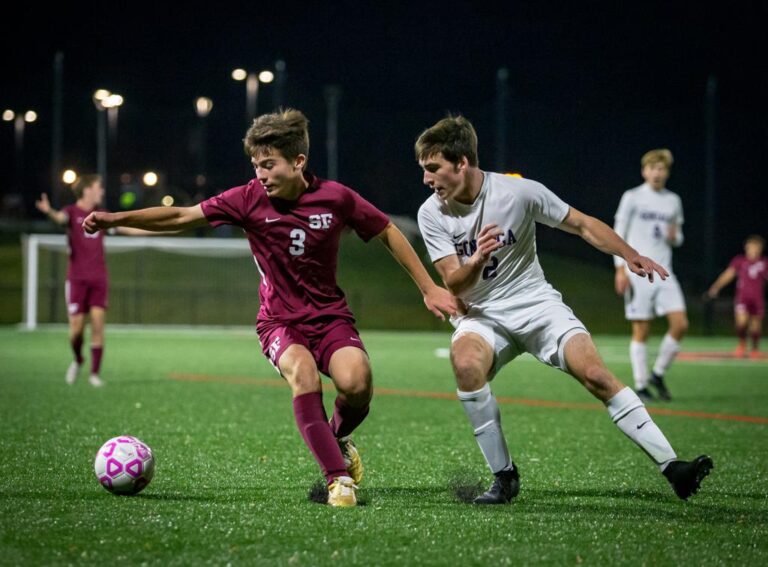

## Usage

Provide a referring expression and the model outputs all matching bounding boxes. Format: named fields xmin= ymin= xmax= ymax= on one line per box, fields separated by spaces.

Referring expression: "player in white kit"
xmin=415 ymin=116 xmax=711 ymax=504
xmin=614 ymin=149 xmax=687 ymax=401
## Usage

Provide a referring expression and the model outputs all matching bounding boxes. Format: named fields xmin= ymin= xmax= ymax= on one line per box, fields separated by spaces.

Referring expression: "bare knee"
xmin=631 ymin=321 xmax=651 ymax=342
xmin=334 ymin=368 xmax=372 ymax=406
xmin=451 ymin=341 xmax=491 ymax=392
xmin=669 ymin=315 xmax=689 ymax=340
xmin=280 ymin=350 xmax=322 ymax=397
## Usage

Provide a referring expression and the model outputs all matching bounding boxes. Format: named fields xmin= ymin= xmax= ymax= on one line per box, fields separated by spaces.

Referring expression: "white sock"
xmin=606 ymin=387 xmax=677 ymax=470
xmin=630 ymin=341 xmax=649 ymax=389
xmin=457 ymin=384 xmax=512 ymax=474
xmin=653 ymin=333 xmax=681 ymax=377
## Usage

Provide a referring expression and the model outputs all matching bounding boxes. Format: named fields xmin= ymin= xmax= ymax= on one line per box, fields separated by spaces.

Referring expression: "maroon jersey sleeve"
xmin=200 ymin=182 xmax=257 ymax=227
xmin=344 ymin=188 xmax=390 ymax=242
xmin=728 ymin=255 xmax=744 ymax=271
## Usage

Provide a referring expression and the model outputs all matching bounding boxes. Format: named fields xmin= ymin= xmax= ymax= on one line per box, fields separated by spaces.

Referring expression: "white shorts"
xmin=450 ymin=284 xmax=589 ymax=377
xmin=623 ymin=269 xmax=686 ymax=320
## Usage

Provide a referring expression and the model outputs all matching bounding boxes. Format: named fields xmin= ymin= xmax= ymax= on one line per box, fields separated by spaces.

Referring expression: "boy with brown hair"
xmin=36 ymin=175 xmax=150 ymax=386
xmin=415 ymin=116 xmax=711 ymax=504
xmin=83 ymin=108 xmax=458 ymax=507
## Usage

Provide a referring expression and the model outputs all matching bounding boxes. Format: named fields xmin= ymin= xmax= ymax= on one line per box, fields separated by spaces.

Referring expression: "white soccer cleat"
xmin=65 ymin=362 xmax=82 ymax=385
xmin=88 ymin=374 xmax=105 ymax=388
xmin=327 ymin=476 xmax=357 ymax=507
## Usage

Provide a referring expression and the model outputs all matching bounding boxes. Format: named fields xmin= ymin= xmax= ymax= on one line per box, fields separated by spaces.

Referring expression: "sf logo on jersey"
xmin=309 ymin=213 xmax=333 ymax=230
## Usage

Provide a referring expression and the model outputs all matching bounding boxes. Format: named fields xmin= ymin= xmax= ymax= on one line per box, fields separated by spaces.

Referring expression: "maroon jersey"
xmin=63 ymin=204 xmax=108 ymax=281
xmin=729 ymin=255 xmax=767 ymax=299
xmin=200 ymin=173 xmax=390 ymax=324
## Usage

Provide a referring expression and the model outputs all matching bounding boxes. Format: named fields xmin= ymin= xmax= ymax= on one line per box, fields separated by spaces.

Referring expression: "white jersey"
xmin=613 ymin=183 xmax=684 ymax=272
xmin=417 ymin=172 xmax=570 ymax=307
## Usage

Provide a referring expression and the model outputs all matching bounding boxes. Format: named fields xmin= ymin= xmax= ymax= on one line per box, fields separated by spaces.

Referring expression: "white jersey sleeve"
xmin=613 ymin=190 xmax=635 ymax=268
xmin=519 ymin=179 xmax=570 ymax=228
xmin=417 ymin=201 xmax=456 ymax=263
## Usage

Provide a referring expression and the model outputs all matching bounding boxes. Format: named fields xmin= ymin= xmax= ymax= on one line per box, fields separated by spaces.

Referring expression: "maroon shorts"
xmin=257 ymin=317 xmax=367 ymax=376
xmin=65 ymin=279 xmax=108 ymax=315
xmin=735 ymin=295 xmax=764 ymax=318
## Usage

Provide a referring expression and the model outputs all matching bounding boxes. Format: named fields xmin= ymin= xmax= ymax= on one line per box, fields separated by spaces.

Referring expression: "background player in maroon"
xmin=36 ymin=175 xmax=154 ymax=387
xmin=707 ymin=235 xmax=767 ymax=358
xmin=82 ymin=109 xmax=458 ymax=506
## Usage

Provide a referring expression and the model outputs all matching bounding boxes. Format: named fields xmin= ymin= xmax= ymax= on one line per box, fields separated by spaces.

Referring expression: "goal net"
xmin=21 ymin=234 xmax=260 ymax=329
xmin=20 ymin=225 xmax=444 ymax=331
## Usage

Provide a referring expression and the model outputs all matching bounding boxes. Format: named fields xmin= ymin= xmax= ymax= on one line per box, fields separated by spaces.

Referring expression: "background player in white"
xmin=415 ymin=116 xmax=711 ymax=504
xmin=614 ymin=149 xmax=686 ymax=401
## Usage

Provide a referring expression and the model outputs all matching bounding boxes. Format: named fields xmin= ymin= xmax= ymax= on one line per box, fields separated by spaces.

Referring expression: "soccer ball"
xmin=94 ymin=436 xmax=155 ymax=495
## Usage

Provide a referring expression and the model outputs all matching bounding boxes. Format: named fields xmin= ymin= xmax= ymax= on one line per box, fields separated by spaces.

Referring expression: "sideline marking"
xmin=167 ymin=372 xmax=768 ymax=425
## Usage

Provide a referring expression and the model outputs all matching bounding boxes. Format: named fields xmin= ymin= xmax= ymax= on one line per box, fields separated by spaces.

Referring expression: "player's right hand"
xmin=471 ymin=223 xmax=504 ymax=265
xmin=83 ymin=211 xmax=112 ymax=234
xmin=35 ymin=193 xmax=51 ymax=214
xmin=614 ymin=269 xmax=629 ymax=295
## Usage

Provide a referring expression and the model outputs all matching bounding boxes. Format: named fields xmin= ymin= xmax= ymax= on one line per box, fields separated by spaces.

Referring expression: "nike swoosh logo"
xmin=349 ymin=337 xmax=361 ymax=342
xmin=637 ymin=420 xmax=651 ymax=430
xmin=453 ymin=232 xmax=466 ymax=240
xmin=265 ymin=217 xmax=280 ymax=223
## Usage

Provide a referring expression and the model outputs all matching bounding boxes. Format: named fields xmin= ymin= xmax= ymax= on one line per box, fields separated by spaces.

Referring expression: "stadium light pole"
xmin=195 ymin=97 xmax=213 ymax=182
xmin=232 ymin=68 xmax=274 ymax=122
xmin=2 ymin=109 xmax=37 ymax=195
xmin=93 ymin=90 xmax=124 ymax=198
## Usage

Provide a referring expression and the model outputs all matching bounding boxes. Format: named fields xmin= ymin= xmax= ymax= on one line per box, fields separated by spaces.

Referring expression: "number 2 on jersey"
xmin=482 ymin=256 xmax=499 ymax=280
xmin=289 ymin=229 xmax=306 ymax=256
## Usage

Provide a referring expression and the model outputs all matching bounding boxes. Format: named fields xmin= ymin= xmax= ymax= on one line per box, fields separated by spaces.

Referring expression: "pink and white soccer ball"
xmin=94 ymin=436 xmax=155 ymax=495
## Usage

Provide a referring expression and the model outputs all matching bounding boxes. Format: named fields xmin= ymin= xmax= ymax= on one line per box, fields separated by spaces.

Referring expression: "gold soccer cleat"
xmin=327 ymin=476 xmax=357 ymax=507
xmin=338 ymin=436 xmax=363 ymax=485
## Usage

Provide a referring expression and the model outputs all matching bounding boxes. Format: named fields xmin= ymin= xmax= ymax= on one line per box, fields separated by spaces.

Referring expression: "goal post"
xmin=21 ymin=234 xmax=256 ymax=330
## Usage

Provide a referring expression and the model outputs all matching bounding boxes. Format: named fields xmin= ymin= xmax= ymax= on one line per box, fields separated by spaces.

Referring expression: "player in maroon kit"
xmin=707 ymin=235 xmax=767 ymax=358
xmin=82 ymin=109 xmax=458 ymax=506
xmin=36 ymin=175 xmax=153 ymax=386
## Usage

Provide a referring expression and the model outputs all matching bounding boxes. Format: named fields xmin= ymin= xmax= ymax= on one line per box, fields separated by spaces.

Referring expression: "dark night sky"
xmin=2 ymin=1 xmax=766 ymax=283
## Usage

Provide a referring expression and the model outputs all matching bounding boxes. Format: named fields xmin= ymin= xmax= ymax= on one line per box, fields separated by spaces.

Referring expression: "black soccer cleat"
xmin=663 ymin=455 xmax=714 ymax=500
xmin=636 ymin=387 xmax=655 ymax=402
xmin=650 ymin=373 xmax=672 ymax=401
xmin=473 ymin=466 xmax=520 ymax=505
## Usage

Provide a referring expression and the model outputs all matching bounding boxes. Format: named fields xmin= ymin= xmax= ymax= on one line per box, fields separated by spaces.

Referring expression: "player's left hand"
xmin=423 ymin=285 xmax=460 ymax=321
xmin=625 ymin=254 xmax=669 ymax=283
xmin=83 ymin=211 xmax=114 ymax=234
xmin=667 ymin=224 xmax=678 ymax=244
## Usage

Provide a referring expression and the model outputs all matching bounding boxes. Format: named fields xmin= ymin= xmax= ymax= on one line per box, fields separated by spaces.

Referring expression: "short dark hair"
xmin=72 ymin=174 xmax=101 ymax=198
xmin=745 ymin=234 xmax=765 ymax=248
xmin=414 ymin=115 xmax=479 ymax=167
xmin=243 ymin=108 xmax=309 ymax=163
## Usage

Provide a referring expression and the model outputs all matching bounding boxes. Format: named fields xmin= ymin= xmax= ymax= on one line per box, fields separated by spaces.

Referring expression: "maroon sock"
xmin=91 ymin=346 xmax=103 ymax=374
xmin=330 ymin=396 xmax=370 ymax=439
xmin=737 ymin=326 xmax=747 ymax=341
xmin=71 ymin=336 xmax=84 ymax=365
xmin=752 ymin=332 xmax=761 ymax=351
xmin=292 ymin=392 xmax=348 ymax=484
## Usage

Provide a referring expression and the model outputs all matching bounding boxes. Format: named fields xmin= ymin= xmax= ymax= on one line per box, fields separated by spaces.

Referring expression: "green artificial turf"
xmin=1 ymin=328 xmax=766 ymax=565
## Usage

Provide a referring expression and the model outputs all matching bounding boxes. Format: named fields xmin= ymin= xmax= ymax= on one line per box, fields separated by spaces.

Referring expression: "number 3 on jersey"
xmin=289 ymin=228 xmax=306 ymax=256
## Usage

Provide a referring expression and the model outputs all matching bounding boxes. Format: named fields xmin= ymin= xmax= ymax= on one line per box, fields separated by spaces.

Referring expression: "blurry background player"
xmin=707 ymin=235 xmax=767 ymax=358
xmin=614 ymin=149 xmax=686 ymax=401
xmin=36 ymin=175 xmax=156 ymax=387
xmin=82 ymin=109 xmax=457 ymax=507
xmin=416 ymin=117 xmax=711 ymax=505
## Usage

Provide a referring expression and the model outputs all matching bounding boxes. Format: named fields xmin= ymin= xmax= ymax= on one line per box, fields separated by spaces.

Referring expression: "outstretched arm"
xmin=83 ymin=205 xmax=208 ymax=234
xmin=35 ymin=193 xmax=68 ymax=226
xmin=558 ymin=207 xmax=669 ymax=283
xmin=706 ymin=267 xmax=736 ymax=298
xmin=377 ymin=222 xmax=458 ymax=320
